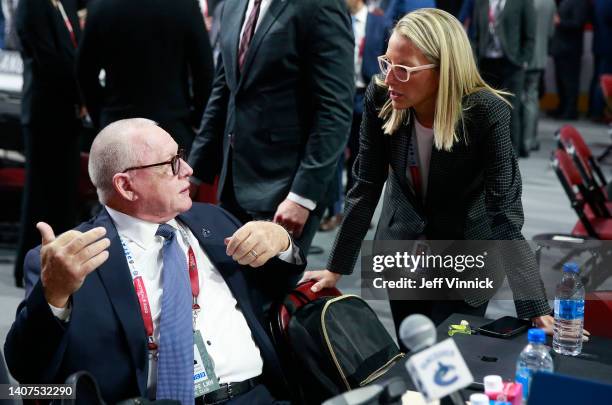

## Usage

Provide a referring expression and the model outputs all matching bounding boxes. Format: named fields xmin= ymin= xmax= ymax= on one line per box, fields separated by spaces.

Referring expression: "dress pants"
xmin=480 ymin=57 xmax=527 ymax=156
xmin=14 ymin=120 xmax=80 ymax=287
xmin=521 ymin=69 xmax=543 ymax=151
xmin=219 ymin=149 xmax=324 ymax=253
xmin=554 ymin=54 xmax=581 ymax=119
xmin=589 ymin=54 xmax=612 ymax=119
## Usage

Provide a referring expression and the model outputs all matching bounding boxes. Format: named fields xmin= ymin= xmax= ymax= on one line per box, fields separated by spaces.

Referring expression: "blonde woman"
xmin=301 ymin=8 xmax=559 ymax=347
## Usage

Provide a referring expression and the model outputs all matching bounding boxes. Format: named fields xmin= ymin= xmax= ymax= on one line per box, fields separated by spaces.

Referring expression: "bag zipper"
xmin=321 ymin=295 xmax=405 ymax=390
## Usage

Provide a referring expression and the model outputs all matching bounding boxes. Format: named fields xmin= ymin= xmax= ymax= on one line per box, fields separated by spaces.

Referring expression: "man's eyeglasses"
xmin=377 ymin=56 xmax=436 ymax=82
xmin=123 ymin=149 xmax=185 ymax=176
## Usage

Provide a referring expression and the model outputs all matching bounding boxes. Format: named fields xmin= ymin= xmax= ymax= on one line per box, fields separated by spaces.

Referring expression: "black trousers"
xmin=554 ymin=54 xmax=582 ymax=119
xmin=389 ymin=299 xmax=488 ymax=352
xmin=480 ymin=57 xmax=526 ymax=155
xmin=195 ymin=383 xmax=289 ymax=405
xmin=14 ymin=120 xmax=81 ymax=287
xmin=219 ymin=149 xmax=323 ymax=253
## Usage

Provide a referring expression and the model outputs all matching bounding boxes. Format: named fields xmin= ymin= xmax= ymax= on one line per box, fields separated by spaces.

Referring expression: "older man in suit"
xmin=187 ymin=0 xmax=354 ymax=252
xmin=76 ymin=0 xmax=214 ymax=153
xmin=472 ymin=0 xmax=536 ymax=157
xmin=4 ymin=118 xmax=304 ymax=404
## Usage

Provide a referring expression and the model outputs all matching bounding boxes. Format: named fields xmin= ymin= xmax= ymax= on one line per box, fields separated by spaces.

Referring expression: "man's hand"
xmin=225 ymin=221 xmax=290 ymax=267
xmin=531 ymin=315 xmax=591 ymax=342
xmin=37 ymin=222 xmax=110 ymax=308
xmin=273 ymin=199 xmax=310 ymax=238
xmin=299 ymin=269 xmax=342 ymax=292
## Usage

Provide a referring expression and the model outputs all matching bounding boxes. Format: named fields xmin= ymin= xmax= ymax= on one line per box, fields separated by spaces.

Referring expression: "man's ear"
xmin=113 ymin=173 xmax=137 ymax=201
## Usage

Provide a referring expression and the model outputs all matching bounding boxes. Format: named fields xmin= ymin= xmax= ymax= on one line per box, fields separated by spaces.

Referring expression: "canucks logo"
xmin=433 ymin=362 xmax=458 ymax=386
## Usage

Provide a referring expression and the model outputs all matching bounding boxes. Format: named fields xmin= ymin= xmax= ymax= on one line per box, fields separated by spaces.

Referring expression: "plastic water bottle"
xmin=553 ymin=262 xmax=585 ymax=356
xmin=515 ymin=328 xmax=554 ymax=401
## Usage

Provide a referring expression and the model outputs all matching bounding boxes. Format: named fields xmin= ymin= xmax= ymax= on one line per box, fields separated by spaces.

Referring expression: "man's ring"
xmin=250 ymin=250 xmax=258 ymax=258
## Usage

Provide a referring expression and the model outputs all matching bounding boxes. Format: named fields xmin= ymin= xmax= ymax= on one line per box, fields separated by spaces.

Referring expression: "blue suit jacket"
xmin=355 ymin=12 xmax=386 ymax=115
xmin=4 ymin=203 xmax=304 ymax=403
xmin=384 ymin=0 xmax=436 ymax=29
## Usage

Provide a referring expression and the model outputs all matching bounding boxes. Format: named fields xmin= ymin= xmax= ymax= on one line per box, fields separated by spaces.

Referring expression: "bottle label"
xmin=554 ymin=299 xmax=585 ymax=320
xmin=515 ymin=367 xmax=531 ymax=399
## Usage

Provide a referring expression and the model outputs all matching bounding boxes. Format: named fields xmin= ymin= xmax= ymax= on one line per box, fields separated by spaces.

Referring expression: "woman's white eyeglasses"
xmin=377 ymin=56 xmax=436 ymax=82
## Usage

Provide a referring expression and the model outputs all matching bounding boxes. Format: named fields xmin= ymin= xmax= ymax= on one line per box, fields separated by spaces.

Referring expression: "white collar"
xmin=105 ymin=206 xmax=180 ymax=250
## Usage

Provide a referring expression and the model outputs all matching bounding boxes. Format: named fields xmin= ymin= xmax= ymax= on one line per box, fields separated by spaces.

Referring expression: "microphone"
xmin=401 ymin=315 xmax=474 ymax=405
xmin=399 ymin=314 xmax=437 ymax=352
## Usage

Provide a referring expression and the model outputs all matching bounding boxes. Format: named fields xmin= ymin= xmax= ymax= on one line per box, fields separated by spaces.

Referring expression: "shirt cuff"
xmin=287 ymin=192 xmax=316 ymax=211
xmin=49 ymin=302 xmax=72 ymax=322
xmin=277 ymin=229 xmax=303 ymax=265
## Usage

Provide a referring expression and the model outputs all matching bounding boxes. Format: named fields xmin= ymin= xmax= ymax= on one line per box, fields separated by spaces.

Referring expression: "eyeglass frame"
xmin=377 ymin=55 xmax=437 ymax=82
xmin=122 ymin=148 xmax=185 ymax=176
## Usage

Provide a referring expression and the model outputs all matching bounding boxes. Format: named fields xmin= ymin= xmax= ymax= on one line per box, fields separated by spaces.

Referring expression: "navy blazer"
xmin=4 ymin=203 xmax=304 ymax=403
xmin=355 ymin=11 xmax=386 ymax=115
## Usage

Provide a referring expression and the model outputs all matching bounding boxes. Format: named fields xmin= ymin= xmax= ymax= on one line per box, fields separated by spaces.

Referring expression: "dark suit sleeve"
xmin=557 ymin=0 xmax=589 ymax=30
xmin=4 ymin=252 xmax=69 ymax=384
xmin=519 ymin=0 xmax=536 ymax=65
xmin=188 ymin=41 xmax=230 ymax=182
xmin=327 ymin=80 xmax=389 ymax=275
xmin=218 ymin=208 xmax=304 ymax=302
xmin=186 ymin=0 xmax=215 ymax=129
xmin=16 ymin=0 xmax=77 ymax=94
xmin=75 ymin=1 xmax=104 ymax=127
xmin=289 ymin=0 xmax=354 ymax=203
xmin=481 ymin=96 xmax=550 ymax=319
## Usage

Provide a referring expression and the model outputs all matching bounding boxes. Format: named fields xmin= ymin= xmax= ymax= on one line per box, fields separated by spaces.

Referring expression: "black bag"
xmin=271 ymin=283 xmax=404 ymax=405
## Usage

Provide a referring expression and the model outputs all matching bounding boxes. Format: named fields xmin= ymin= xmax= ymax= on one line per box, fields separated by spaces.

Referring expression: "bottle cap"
xmin=562 ymin=262 xmax=579 ymax=273
xmin=469 ymin=393 xmax=490 ymax=405
xmin=484 ymin=375 xmax=503 ymax=393
xmin=528 ymin=328 xmax=546 ymax=344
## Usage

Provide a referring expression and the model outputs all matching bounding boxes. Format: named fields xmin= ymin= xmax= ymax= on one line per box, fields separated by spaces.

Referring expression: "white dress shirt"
xmin=352 ymin=5 xmax=368 ymax=89
xmin=51 ymin=206 xmax=300 ymax=398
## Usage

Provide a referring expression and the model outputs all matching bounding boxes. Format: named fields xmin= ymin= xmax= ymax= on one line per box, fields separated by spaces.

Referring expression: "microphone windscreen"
xmin=399 ymin=314 xmax=436 ymax=352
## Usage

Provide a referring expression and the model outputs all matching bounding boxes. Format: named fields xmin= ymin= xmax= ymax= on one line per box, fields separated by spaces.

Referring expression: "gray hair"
xmin=88 ymin=118 xmax=158 ymax=203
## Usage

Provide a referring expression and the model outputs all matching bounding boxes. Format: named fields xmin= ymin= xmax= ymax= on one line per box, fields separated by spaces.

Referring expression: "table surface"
xmin=381 ymin=313 xmax=612 ymax=399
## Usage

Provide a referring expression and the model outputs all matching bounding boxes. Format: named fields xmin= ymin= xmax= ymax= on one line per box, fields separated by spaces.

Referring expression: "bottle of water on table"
xmin=515 ymin=328 xmax=554 ymax=401
xmin=553 ymin=262 xmax=585 ymax=356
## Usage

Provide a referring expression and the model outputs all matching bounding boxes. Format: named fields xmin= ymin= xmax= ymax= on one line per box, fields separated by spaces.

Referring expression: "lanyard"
xmin=120 ymin=230 xmax=201 ymax=353
xmin=52 ymin=0 xmax=78 ymax=49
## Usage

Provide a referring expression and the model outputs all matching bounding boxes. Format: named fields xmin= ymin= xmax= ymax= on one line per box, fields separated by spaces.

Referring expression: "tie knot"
xmin=156 ymin=224 xmax=176 ymax=240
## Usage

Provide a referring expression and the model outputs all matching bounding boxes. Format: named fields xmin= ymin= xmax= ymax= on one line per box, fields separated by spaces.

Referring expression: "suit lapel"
xmin=237 ymin=0 xmax=289 ymax=90
xmin=94 ymin=209 xmax=148 ymax=395
xmin=178 ymin=212 xmax=283 ymax=376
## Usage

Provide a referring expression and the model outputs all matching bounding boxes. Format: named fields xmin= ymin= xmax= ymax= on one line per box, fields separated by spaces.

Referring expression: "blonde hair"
xmin=377 ymin=8 xmax=510 ymax=151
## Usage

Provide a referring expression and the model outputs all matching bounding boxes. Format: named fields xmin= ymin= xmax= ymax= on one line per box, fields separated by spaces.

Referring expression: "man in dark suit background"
xmin=187 ymin=0 xmax=354 ymax=252
xmin=550 ymin=0 xmax=589 ymax=120
xmin=4 ymin=118 xmax=304 ymax=404
xmin=14 ymin=0 xmax=84 ymax=288
xmin=472 ymin=0 xmax=535 ymax=157
xmin=76 ymin=0 xmax=214 ymax=153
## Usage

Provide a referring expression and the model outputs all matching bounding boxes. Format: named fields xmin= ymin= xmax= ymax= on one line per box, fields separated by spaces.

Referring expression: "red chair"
xmin=584 ymin=291 xmax=612 ymax=339
xmin=556 ymin=125 xmax=611 ymax=218
xmin=552 ymin=149 xmax=612 ymax=239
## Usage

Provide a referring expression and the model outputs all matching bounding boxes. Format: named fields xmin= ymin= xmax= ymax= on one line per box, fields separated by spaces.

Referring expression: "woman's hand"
xmin=299 ymin=269 xmax=342 ymax=292
xmin=531 ymin=315 xmax=591 ymax=342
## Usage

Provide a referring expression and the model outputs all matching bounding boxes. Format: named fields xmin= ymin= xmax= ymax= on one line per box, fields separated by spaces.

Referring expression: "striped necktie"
xmin=155 ymin=224 xmax=194 ymax=405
